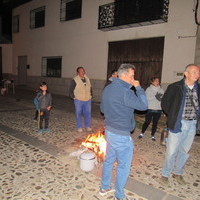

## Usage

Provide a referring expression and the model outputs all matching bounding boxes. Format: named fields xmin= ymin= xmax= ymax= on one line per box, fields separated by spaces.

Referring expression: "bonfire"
xmin=81 ymin=131 xmax=107 ymax=163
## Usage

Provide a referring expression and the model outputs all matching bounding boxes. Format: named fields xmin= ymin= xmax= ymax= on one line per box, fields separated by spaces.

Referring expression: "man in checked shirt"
xmin=161 ymin=64 xmax=200 ymax=186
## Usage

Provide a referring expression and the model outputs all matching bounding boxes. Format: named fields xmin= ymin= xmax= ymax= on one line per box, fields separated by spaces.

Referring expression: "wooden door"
xmin=107 ymin=37 xmax=165 ymax=89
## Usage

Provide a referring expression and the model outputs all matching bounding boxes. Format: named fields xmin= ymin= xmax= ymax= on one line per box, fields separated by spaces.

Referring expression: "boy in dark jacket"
xmin=36 ymin=82 xmax=52 ymax=133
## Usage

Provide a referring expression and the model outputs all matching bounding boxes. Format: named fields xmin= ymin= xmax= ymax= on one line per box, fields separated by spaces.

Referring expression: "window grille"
xmin=41 ymin=57 xmax=62 ymax=78
xmin=60 ymin=0 xmax=82 ymax=21
xmin=13 ymin=15 xmax=19 ymax=33
xmin=30 ymin=6 xmax=45 ymax=29
xmin=98 ymin=0 xmax=169 ymax=31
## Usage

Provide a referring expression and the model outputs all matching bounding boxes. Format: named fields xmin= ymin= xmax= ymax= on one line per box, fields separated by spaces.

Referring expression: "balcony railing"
xmin=98 ymin=0 xmax=169 ymax=31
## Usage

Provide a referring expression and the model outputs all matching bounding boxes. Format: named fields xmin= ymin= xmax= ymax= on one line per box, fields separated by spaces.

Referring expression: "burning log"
xmin=81 ymin=131 xmax=106 ymax=163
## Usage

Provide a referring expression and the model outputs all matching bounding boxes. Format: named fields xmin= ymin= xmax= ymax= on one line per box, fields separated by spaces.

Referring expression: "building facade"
xmin=0 ymin=0 xmax=199 ymax=101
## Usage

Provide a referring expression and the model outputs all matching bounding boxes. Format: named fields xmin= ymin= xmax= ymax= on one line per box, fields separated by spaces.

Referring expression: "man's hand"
xmin=155 ymin=92 xmax=163 ymax=101
xmin=131 ymin=79 xmax=140 ymax=87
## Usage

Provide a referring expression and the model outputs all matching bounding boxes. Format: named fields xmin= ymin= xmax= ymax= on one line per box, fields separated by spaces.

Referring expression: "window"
xmin=60 ymin=0 xmax=82 ymax=21
xmin=41 ymin=57 xmax=62 ymax=77
xmin=13 ymin=15 xmax=19 ymax=33
xmin=30 ymin=6 xmax=45 ymax=29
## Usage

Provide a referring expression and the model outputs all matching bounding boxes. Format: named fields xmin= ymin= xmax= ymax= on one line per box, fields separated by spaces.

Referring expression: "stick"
xmin=37 ymin=109 xmax=40 ymax=129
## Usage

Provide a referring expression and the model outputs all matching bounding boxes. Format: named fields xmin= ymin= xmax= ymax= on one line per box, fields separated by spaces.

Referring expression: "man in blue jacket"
xmin=100 ymin=64 xmax=148 ymax=200
xmin=161 ymin=64 xmax=200 ymax=186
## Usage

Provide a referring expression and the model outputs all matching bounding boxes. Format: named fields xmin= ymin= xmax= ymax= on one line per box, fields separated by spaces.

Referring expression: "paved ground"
xmin=0 ymin=87 xmax=199 ymax=200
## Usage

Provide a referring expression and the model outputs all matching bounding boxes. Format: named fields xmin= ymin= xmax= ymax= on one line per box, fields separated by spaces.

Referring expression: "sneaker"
xmin=44 ymin=128 xmax=51 ymax=133
xmin=160 ymin=176 xmax=170 ymax=186
xmin=77 ymin=128 xmax=83 ymax=133
xmin=38 ymin=129 xmax=43 ymax=133
xmin=138 ymin=133 xmax=144 ymax=139
xmin=99 ymin=188 xmax=114 ymax=196
xmin=172 ymin=174 xmax=186 ymax=185
xmin=114 ymin=196 xmax=136 ymax=200
xmin=86 ymin=127 xmax=92 ymax=131
xmin=160 ymin=140 xmax=166 ymax=146
xmin=151 ymin=136 xmax=156 ymax=141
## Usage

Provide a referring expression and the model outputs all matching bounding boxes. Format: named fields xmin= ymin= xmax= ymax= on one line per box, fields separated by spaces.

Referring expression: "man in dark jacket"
xmin=99 ymin=64 xmax=148 ymax=200
xmin=161 ymin=64 xmax=200 ymax=186
xmin=104 ymin=69 xmax=118 ymax=87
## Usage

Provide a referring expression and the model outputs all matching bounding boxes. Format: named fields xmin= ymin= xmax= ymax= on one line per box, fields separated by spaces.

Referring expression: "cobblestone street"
xmin=0 ymin=88 xmax=199 ymax=200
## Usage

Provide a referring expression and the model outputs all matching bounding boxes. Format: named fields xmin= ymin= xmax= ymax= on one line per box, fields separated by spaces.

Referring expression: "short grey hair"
xmin=185 ymin=64 xmax=198 ymax=72
xmin=117 ymin=64 xmax=135 ymax=77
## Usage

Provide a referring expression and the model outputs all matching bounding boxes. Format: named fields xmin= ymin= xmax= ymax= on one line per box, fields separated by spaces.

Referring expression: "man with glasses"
xmin=161 ymin=64 xmax=200 ymax=186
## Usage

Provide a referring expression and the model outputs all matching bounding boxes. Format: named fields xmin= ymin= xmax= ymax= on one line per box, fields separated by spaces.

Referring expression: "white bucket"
xmin=80 ymin=152 xmax=96 ymax=172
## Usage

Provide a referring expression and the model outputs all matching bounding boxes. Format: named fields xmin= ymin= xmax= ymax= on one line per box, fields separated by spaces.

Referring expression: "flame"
xmin=81 ymin=131 xmax=107 ymax=160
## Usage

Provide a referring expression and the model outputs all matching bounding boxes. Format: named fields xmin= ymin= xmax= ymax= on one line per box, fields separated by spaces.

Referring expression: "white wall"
xmin=161 ymin=0 xmax=197 ymax=83
xmin=1 ymin=44 xmax=12 ymax=74
xmin=12 ymin=0 xmax=198 ymax=84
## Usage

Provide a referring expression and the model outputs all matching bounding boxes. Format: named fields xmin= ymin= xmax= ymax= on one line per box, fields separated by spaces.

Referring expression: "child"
xmin=36 ymin=82 xmax=52 ymax=133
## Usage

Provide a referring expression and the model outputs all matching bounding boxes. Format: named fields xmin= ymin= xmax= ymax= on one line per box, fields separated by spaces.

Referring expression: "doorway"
xmin=107 ymin=37 xmax=165 ymax=89
xmin=18 ymin=56 xmax=27 ymax=85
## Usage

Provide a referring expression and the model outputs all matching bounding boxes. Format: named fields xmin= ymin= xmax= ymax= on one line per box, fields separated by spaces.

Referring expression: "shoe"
xmin=160 ymin=141 xmax=166 ymax=146
xmin=172 ymin=174 xmax=186 ymax=185
xmin=86 ymin=127 xmax=92 ymax=131
xmin=77 ymin=128 xmax=83 ymax=133
xmin=138 ymin=133 xmax=144 ymax=139
xmin=38 ymin=129 xmax=43 ymax=133
xmin=160 ymin=139 xmax=167 ymax=146
xmin=151 ymin=136 xmax=156 ymax=141
xmin=160 ymin=176 xmax=170 ymax=186
xmin=114 ymin=196 xmax=136 ymax=200
xmin=99 ymin=187 xmax=114 ymax=196
xmin=44 ymin=128 xmax=51 ymax=133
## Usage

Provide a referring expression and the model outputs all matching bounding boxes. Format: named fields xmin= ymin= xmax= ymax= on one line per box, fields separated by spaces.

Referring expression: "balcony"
xmin=98 ymin=0 xmax=169 ymax=31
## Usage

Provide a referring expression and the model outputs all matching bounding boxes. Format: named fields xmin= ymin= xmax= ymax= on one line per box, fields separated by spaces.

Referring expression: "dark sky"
xmin=0 ymin=0 xmax=32 ymax=41
xmin=0 ymin=2 xmax=12 ymax=38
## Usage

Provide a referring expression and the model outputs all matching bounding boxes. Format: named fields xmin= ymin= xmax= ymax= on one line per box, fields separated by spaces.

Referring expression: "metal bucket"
xmin=80 ymin=152 xmax=96 ymax=172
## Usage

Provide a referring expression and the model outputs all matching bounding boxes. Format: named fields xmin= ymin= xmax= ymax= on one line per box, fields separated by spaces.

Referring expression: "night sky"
xmin=0 ymin=0 xmax=32 ymax=42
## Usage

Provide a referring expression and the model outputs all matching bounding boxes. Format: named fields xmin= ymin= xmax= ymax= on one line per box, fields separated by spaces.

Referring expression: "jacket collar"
xmin=113 ymin=78 xmax=132 ymax=89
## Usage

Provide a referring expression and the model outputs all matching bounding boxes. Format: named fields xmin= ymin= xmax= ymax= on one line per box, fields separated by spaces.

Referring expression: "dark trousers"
xmin=141 ymin=110 xmax=162 ymax=136
xmin=39 ymin=109 xmax=50 ymax=129
xmin=34 ymin=110 xmax=39 ymax=120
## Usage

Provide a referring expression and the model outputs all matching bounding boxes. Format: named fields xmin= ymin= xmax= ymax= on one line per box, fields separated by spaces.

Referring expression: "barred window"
xmin=60 ymin=0 xmax=82 ymax=21
xmin=13 ymin=15 xmax=19 ymax=33
xmin=30 ymin=6 xmax=45 ymax=29
xmin=41 ymin=57 xmax=62 ymax=78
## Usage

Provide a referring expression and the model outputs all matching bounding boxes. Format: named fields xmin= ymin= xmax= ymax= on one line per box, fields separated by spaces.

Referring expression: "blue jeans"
xmin=74 ymin=99 xmax=91 ymax=129
xmin=101 ymin=130 xmax=134 ymax=199
xmin=162 ymin=120 xmax=196 ymax=177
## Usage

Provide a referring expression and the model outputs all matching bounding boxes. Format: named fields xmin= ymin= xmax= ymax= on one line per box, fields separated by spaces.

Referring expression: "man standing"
xmin=100 ymin=64 xmax=148 ymax=200
xmin=69 ymin=66 xmax=92 ymax=132
xmin=161 ymin=64 xmax=200 ymax=185
xmin=104 ymin=69 xmax=118 ymax=87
